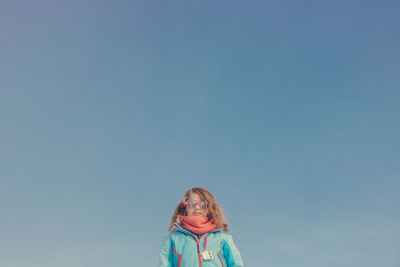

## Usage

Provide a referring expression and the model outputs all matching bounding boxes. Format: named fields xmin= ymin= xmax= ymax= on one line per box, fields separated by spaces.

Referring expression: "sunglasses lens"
xmin=200 ymin=202 xmax=207 ymax=209
xmin=187 ymin=200 xmax=197 ymax=208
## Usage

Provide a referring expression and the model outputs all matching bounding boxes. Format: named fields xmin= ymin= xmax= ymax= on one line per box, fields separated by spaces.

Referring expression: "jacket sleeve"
xmin=158 ymin=235 xmax=173 ymax=267
xmin=222 ymin=234 xmax=244 ymax=267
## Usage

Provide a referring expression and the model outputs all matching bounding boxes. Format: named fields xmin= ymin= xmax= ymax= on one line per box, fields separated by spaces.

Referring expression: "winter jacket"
xmin=158 ymin=222 xmax=244 ymax=267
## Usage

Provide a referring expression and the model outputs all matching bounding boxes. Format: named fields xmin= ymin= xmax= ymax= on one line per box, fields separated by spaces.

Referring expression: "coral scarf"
xmin=180 ymin=216 xmax=217 ymax=234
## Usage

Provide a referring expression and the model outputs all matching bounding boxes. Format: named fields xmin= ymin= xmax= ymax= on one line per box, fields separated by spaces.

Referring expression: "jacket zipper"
xmin=197 ymin=242 xmax=201 ymax=267
xmin=188 ymin=233 xmax=205 ymax=267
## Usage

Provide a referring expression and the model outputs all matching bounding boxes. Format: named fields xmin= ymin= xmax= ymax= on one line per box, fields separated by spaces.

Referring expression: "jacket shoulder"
xmin=213 ymin=231 xmax=232 ymax=239
xmin=164 ymin=230 xmax=187 ymax=240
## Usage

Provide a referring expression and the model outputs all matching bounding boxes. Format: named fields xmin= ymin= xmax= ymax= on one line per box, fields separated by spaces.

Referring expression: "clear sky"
xmin=1 ymin=0 xmax=399 ymax=266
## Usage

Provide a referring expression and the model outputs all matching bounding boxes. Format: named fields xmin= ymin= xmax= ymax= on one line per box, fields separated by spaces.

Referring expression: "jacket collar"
xmin=173 ymin=222 xmax=223 ymax=240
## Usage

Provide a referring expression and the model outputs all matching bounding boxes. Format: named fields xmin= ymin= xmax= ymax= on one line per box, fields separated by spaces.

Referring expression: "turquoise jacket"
xmin=159 ymin=222 xmax=244 ymax=267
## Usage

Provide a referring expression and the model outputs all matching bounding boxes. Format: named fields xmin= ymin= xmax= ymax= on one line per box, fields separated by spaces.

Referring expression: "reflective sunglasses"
xmin=186 ymin=199 xmax=207 ymax=209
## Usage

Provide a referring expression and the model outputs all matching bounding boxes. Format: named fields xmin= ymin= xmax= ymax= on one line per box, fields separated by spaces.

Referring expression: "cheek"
xmin=185 ymin=207 xmax=190 ymax=214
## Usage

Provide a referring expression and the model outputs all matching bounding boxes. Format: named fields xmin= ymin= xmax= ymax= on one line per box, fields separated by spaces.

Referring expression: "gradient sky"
xmin=1 ymin=0 xmax=400 ymax=266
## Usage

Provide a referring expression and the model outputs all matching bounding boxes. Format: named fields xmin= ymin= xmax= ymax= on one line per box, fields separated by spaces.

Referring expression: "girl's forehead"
xmin=187 ymin=193 xmax=203 ymax=201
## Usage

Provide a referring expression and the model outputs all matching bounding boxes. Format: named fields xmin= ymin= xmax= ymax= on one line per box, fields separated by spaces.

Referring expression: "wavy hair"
xmin=168 ymin=187 xmax=228 ymax=232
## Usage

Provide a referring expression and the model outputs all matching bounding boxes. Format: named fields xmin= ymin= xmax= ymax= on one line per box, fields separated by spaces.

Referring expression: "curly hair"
xmin=168 ymin=187 xmax=228 ymax=232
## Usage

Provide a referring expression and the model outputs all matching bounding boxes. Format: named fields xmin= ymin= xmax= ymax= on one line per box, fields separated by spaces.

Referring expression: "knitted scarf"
xmin=180 ymin=216 xmax=217 ymax=234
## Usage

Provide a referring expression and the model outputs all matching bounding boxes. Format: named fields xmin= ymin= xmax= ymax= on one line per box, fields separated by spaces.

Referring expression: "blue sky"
xmin=1 ymin=0 xmax=399 ymax=266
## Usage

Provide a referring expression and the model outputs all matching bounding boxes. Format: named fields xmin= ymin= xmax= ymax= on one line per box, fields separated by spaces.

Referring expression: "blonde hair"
xmin=168 ymin=187 xmax=228 ymax=232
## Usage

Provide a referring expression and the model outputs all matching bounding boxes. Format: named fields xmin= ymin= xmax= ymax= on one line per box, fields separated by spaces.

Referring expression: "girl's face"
xmin=185 ymin=193 xmax=208 ymax=217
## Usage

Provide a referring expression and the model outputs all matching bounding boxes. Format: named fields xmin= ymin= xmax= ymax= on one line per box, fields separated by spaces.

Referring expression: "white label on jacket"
xmin=201 ymin=250 xmax=213 ymax=260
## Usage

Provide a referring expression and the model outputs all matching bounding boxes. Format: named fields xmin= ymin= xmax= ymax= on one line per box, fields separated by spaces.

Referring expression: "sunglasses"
xmin=186 ymin=199 xmax=208 ymax=209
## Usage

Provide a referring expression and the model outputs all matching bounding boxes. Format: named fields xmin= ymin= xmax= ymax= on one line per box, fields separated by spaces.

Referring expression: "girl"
xmin=158 ymin=187 xmax=244 ymax=267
